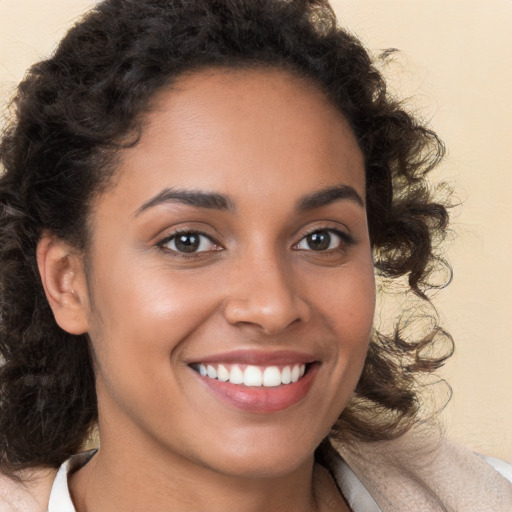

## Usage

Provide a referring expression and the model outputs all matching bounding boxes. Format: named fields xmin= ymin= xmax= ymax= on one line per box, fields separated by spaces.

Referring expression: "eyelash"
xmin=156 ymin=227 xmax=354 ymax=257
xmin=157 ymin=230 xmax=222 ymax=258
xmin=293 ymin=227 xmax=355 ymax=252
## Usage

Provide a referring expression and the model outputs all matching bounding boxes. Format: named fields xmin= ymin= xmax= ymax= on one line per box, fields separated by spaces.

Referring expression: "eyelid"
xmin=154 ymin=223 xmax=354 ymax=256
xmin=156 ymin=229 xmax=223 ymax=255
xmin=293 ymin=226 xmax=355 ymax=251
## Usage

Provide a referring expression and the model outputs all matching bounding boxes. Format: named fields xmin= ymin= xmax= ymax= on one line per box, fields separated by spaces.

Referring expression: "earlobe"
xmin=36 ymin=234 xmax=90 ymax=335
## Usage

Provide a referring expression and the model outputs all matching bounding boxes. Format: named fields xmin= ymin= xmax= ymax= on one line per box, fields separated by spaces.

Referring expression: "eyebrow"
xmin=134 ymin=188 xmax=234 ymax=216
xmin=296 ymin=185 xmax=364 ymax=210
xmin=135 ymin=183 xmax=364 ymax=217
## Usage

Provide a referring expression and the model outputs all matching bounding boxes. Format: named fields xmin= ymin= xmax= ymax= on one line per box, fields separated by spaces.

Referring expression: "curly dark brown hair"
xmin=0 ymin=0 xmax=452 ymax=475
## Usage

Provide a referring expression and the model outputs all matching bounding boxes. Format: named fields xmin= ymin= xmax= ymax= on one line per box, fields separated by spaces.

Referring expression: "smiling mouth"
xmin=189 ymin=354 xmax=319 ymax=412
xmin=191 ymin=363 xmax=309 ymax=387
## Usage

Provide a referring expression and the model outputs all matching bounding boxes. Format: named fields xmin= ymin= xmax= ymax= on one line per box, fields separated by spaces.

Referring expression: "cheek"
xmin=88 ymin=262 xmax=224 ymax=358
xmin=307 ymin=259 xmax=375 ymax=334
xmin=308 ymin=258 xmax=375 ymax=379
xmin=85 ymin=262 xmax=226 ymax=426
xmin=342 ymin=266 xmax=376 ymax=340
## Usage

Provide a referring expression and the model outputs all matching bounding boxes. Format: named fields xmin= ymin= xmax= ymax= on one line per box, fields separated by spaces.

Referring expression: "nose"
xmin=223 ymin=254 xmax=311 ymax=335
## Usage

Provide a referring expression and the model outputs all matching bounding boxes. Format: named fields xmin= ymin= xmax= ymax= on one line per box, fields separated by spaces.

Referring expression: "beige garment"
xmin=0 ymin=468 xmax=56 ymax=512
xmin=330 ymin=432 xmax=512 ymax=512
xmin=0 ymin=435 xmax=511 ymax=512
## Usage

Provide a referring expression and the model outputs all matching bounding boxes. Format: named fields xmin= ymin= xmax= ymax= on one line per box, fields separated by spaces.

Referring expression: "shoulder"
xmin=480 ymin=454 xmax=512 ymax=483
xmin=332 ymin=432 xmax=512 ymax=512
xmin=0 ymin=468 xmax=56 ymax=512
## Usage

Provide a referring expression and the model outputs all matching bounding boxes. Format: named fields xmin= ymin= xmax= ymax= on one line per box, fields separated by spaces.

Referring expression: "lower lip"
xmin=195 ymin=364 xmax=319 ymax=413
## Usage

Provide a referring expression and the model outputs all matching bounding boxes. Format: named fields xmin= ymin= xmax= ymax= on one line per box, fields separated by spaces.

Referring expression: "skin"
xmin=38 ymin=68 xmax=375 ymax=512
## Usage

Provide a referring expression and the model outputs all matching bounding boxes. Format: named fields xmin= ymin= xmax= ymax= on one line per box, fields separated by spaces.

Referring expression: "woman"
xmin=0 ymin=0 xmax=511 ymax=511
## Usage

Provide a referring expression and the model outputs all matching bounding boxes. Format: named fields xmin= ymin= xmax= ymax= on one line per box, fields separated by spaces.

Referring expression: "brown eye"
xmin=305 ymin=231 xmax=331 ymax=251
xmin=161 ymin=232 xmax=220 ymax=254
xmin=295 ymin=229 xmax=346 ymax=252
xmin=174 ymin=233 xmax=201 ymax=253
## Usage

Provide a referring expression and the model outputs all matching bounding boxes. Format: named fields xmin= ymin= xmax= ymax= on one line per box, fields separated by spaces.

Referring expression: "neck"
xmin=69 ymin=430 xmax=332 ymax=512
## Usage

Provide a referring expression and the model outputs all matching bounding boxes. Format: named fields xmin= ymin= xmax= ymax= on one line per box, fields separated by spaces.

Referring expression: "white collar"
xmin=46 ymin=448 xmax=381 ymax=512
xmin=47 ymin=451 xmax=96 ymax=512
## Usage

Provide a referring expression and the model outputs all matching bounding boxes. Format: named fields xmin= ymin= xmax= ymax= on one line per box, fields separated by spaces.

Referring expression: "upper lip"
xmin=187 ymin=349 xmax=317 ymax=366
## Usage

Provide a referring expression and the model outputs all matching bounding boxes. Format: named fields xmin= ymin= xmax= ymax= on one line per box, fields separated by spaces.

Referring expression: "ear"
xmin=36 ymin=233 xmax=90 ymax=335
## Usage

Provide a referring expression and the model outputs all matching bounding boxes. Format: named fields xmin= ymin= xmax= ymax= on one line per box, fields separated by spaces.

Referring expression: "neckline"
xmin=46 ymin=447 xmax=381 ymax=512
xmin=47 ymin=450 xmax=97 ymax=512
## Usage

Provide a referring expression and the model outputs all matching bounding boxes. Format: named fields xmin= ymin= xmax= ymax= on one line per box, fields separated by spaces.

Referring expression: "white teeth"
xmin=244 ymin=365 xmax=263 ymax=386
xmin=262 ymin=366 xmax=282 ymax=387
xmin=229 ymin=365 xmax=244 ymax=384
xmin=206 ymin=364 xmax=217 ymax=379
xmin=196 ymin=362 xmax=308 ymax=387
xmin=217 ymin=364 xmax=230 ymax=382
xmin=281 ymin=366 xmax=292 ymax=384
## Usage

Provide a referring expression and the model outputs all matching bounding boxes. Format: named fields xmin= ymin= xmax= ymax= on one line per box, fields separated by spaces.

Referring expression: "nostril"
xmin=223 ymin=294 xmax=310 ymax=334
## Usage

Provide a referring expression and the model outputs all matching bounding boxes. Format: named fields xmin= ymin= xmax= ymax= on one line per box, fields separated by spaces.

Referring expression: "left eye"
xmin=161 ymin=232 xmax=219 ymax=254
xmin=295 ymin=230 xmax=344 ymax=252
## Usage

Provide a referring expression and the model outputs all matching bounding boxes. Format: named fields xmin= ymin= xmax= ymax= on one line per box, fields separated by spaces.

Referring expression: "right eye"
xmin=294 ymin=229 xmax=352 ymax=252
xmin=159 ymin=231 xmax=222 ymax=254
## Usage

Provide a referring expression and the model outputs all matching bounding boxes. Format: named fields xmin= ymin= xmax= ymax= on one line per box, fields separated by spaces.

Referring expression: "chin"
xmin=196 ymin=432 xmax=320 ymax=480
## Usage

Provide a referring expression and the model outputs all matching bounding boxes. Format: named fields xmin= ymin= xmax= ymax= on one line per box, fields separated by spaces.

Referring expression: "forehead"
xmin=109 ymin=67 xmax=365 ymax=212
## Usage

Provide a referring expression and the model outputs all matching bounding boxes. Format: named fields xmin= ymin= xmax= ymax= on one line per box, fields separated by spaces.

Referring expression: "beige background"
xmin=1 ymin=0 xmax=511 ymax=461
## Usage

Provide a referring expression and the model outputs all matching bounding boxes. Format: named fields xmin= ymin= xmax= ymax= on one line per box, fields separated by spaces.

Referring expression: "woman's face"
xmin=82 ymin=68 xmax=375 ymax=477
